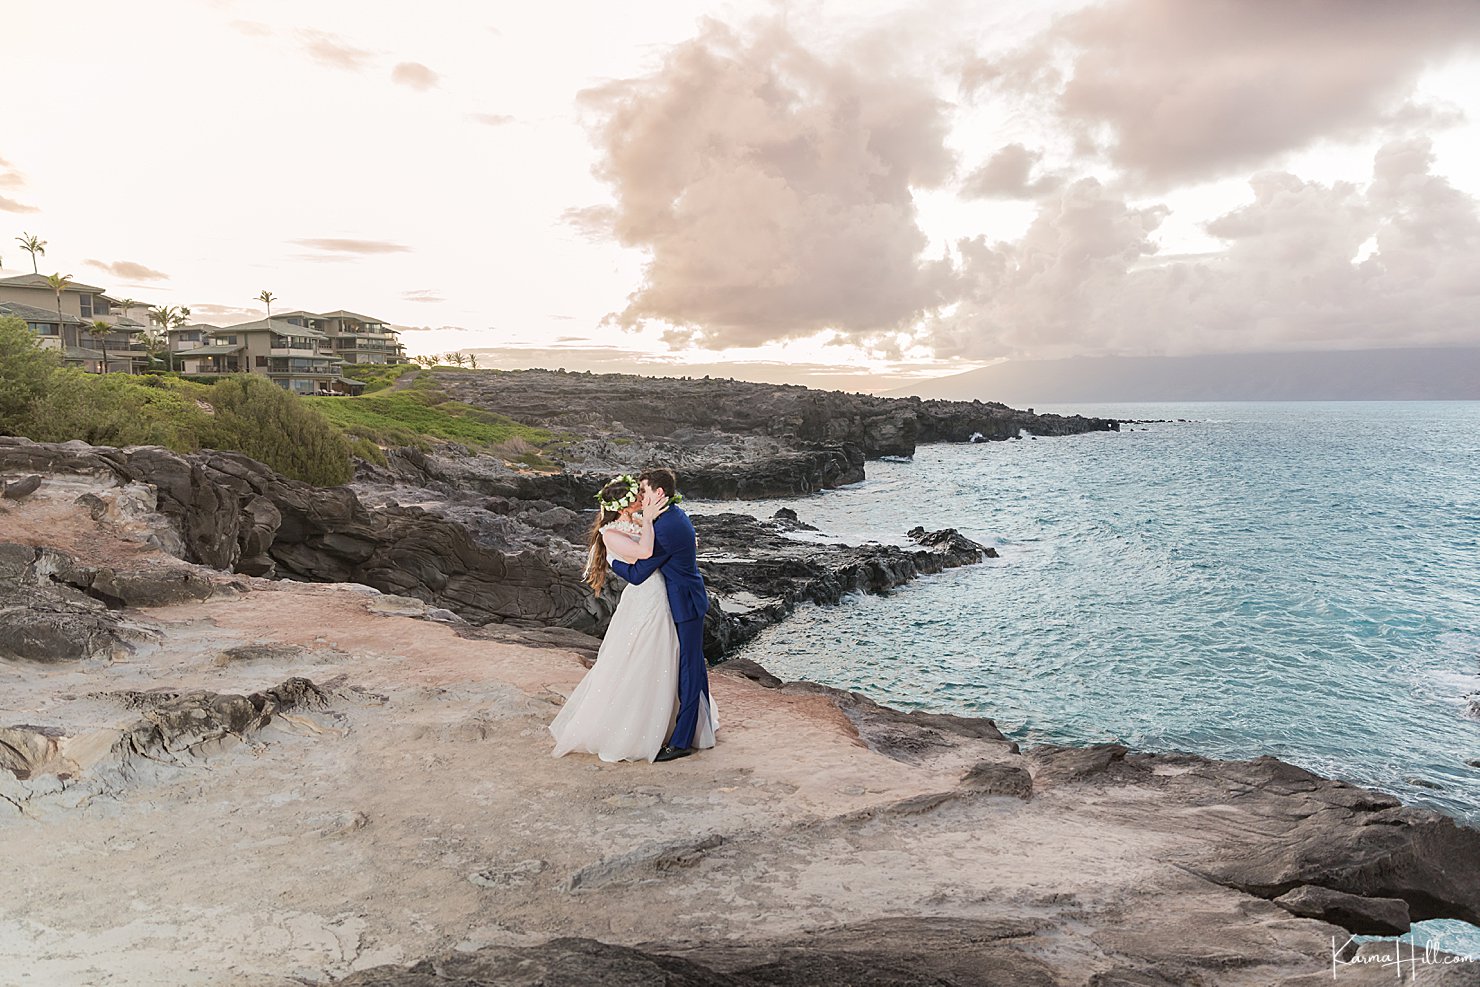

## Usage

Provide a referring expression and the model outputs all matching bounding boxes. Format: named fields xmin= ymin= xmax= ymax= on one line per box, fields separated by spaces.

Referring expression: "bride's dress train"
xmin=549 ymin=569 xmax=719 ymax=763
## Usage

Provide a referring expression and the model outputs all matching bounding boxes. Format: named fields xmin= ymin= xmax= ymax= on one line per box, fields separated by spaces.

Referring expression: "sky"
xmin=4 ymin=0 xmax=1479 ymax=392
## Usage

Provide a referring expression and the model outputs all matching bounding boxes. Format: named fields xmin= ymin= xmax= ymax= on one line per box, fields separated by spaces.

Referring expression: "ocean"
xmin=697 ymin=401 xmax=1480 ymax=952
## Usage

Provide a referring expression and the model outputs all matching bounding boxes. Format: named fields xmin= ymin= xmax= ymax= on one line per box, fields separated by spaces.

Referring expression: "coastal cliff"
xmin=0 ymin=438 xmax=993 ymax=661
xmin=410 ymin=368 xmax=1119 ymax=502
xmin=2 ymin=464 xmax=1478 ymax=985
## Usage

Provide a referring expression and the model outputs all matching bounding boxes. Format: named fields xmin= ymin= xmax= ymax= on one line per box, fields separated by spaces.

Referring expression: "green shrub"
xmin=21 ymin=370 xmax=211 ymax=450
xmin=0 ymin=316 xmax=59 ymax=433
xmin=201 ymin=375 xmax=355 ymax=485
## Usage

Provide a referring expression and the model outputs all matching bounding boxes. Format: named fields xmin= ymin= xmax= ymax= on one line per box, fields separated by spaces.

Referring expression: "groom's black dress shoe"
xmin=654 ymin=745 xmax=693 ymax=762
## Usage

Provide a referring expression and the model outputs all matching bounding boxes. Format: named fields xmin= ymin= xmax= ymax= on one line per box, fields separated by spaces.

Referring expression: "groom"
xmin=609 ymin=468 xmax=711 ymax=762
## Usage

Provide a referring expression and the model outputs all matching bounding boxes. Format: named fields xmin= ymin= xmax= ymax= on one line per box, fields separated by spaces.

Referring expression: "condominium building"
xmin=173 ymin=318 xmax=364 ymax=395
xmin=274 ymin=309 xmax=407 ymax=365
xmin=0 ymin=273 xmax=150 ymax=372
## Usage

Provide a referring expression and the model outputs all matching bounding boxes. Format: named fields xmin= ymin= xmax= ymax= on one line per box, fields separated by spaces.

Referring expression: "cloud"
xmin=299 ymin=30 xmax=374 ymax=72
xmin=391 ymin=62 xmax=438 ymax=91
xmin=85 ymin=259 xmax=170 ymax=282
xmin=401 ymin=289 xmax=443 ymax=303
xmin=444 ymin=343 xmax=948 ymax=393
xmin=971 ymin=0 xmax=1480 ymax=188
xmin=292 ymin=238 xmax=411 ymax=255
xmin=469 ymin=112 xmax=515 ymax=127
xmin=229 ymin=20 xmax=273 ymax=38
xmin=574 ymin=16 xmax=957 ymax=349
xmin=961 ymin=144 xmax=1062 ymax=199
xmin=399 ymin=324 xmax=470 ymax=333
xmin=0 ymin=155 xmax=24 ymax=190
xmin=929 ymin=138 xmax=1480 ymax=359
xmin=185 ymin=303 xmax=261 ymax=325
xmin=0 ymin=194 xmax=39 ymax=214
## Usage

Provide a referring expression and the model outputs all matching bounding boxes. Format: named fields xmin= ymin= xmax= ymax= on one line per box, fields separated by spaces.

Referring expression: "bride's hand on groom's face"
xmin=641 ymin=488 xmax=666 ymax=522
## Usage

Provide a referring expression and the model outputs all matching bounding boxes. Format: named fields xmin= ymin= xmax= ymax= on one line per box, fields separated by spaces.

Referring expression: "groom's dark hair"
xmin=640 ymin=467 xmax=678 ymax=500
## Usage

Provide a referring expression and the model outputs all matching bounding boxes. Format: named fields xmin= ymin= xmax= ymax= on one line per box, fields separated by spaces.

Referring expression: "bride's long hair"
xmin=584 ymin=479 xmax=635 ymax=595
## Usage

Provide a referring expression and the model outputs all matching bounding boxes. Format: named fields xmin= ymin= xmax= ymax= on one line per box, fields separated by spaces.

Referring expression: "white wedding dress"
xmin=549 ymin=521 xmax=719 ymax=763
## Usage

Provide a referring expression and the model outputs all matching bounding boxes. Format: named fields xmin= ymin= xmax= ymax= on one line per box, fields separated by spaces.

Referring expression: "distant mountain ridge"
xmin=886 ymin=347 xmax=1480 ymax=403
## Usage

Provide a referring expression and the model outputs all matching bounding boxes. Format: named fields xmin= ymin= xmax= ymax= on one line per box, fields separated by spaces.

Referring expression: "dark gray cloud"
xmin=930 ymin=139 xmax=1480 ymax=359
xmin=968 ymin=0 xmax=1480 ymax=187
xmin=391 ymin=62 xmax=439 ymax=91
xmin=575 ymin=16 xmax=957 ymax=349
xmin=85 ymin=259 xmax=170 ymax=282
xmin=292 ymin=238 xmax=411 ymax=255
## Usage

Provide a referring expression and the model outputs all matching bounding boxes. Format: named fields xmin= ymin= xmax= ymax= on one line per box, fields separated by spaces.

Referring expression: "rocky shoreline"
xmin=5 ymin=378 xmax=1478 ymax=984
xmin=2 ymin=466 xmax=1478 ymax=984
xmin=0 ymin=437 xmax=997 ymax=663
xmin=422 ymin=368 xmax=1121 ymax=502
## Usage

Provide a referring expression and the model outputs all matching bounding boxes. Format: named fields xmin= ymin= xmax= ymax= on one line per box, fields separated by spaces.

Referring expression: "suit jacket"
xmin=610 ymin=505 xmax=709 ymax=623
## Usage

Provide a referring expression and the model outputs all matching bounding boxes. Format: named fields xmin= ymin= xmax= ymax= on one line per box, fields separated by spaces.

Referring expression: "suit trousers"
xmin=669 ymin=615 xmax=709 ymax=749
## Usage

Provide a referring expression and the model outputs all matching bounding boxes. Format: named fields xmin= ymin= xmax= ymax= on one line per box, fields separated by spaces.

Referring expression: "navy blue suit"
xmin=611 ymin=506 xmax=710 ymax=749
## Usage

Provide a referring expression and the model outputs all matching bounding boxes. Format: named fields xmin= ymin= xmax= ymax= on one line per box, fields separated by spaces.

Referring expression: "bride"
xmin=549 ymin=475 xmax=718 ymax=763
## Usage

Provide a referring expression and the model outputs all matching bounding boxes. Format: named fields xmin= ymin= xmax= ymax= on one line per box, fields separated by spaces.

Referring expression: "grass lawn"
xmin=303 ymin=373 xmax=558 ymax=468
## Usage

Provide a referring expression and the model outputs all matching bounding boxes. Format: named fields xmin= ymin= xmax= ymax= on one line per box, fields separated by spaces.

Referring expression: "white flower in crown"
xmin=597 ymin=473 xmax=640 ymax=512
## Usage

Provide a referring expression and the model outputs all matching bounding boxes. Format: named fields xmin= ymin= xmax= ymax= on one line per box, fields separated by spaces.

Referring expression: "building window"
xmin=256 ymin=355 xmax=268 ymax=367
xmin=79 ymin=295 xmax=92 ymax=318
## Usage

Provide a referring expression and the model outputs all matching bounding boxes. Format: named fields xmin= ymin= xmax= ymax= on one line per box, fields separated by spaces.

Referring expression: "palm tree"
xmin=88 ymin=320 xmax=113 ymax=374
xmin=467 ymin=353 xmax=479 ymax=369
xmin=16 ymin=233 xmax=46 ymax=274
xmin=257 ymin=290 xmax=276 ymax=320
xmin=116 ymin=297 xmax=138 ymax=329
xmin=141 ymin=324 xmax=168 ymax=372
xmin=46 ymin=272 xmax=74 ymax=347
xmin=151 ymin=304 xmax=179 ymax=371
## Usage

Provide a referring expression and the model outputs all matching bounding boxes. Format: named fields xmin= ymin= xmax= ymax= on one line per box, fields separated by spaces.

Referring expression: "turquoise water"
xmin=698 ymin=401 xmax=1480 ymax=951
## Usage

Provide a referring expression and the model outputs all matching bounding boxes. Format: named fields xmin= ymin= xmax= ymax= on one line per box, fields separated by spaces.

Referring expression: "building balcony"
xmin=268 ymin=361 xmax=342 ymax=377
xmin=182 ymin=360 xmax=244 ymax=375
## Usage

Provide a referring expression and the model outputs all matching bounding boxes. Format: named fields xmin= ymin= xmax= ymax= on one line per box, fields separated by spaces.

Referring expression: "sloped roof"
xmin=218 ymin=317 xmax=329 ymax=339
xmin=0 ymin=273 xmax=107 ymax=293
xmin=318 ymin=309 xmax=392 ymax=325
xmin=177 ymin=344 xmax=246 ymax=356
xmin=0 ymin=299 xmax=85 ymax=325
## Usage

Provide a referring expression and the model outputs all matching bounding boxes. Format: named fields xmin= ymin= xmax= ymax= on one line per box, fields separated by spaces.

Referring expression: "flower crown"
xmin=596 ymin=473 xmax=686 ymax=512
xmin=597 ymin=474 xmax=639 ymax=512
